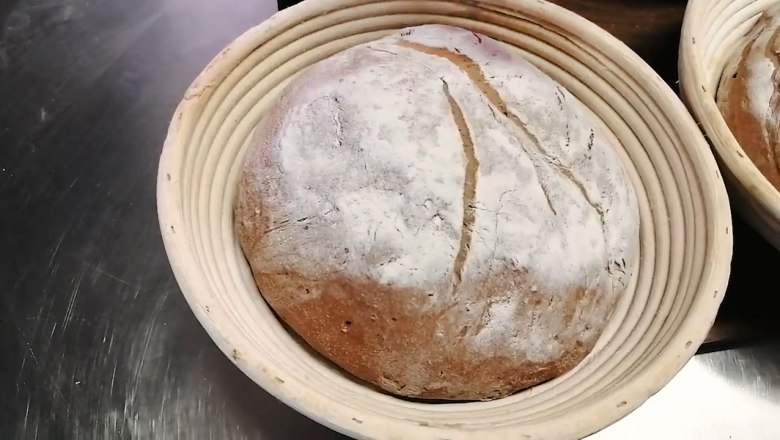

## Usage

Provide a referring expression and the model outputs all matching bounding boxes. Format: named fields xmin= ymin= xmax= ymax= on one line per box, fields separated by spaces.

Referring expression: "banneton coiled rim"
xmin=680 ymin=0 xmax=780 ymax=249
xmin=157 ymin=1 xmax=732 ymax=438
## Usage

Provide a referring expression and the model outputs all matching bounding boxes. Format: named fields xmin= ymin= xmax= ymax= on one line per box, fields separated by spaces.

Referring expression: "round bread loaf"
xmin=717 ymin=4 xmax=780 ymax=191
xmin=235 ymin=24 xmax=639 ymax=401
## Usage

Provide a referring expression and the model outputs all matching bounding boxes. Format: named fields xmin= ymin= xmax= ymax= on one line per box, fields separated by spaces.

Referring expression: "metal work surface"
xmin=1 ymin=0 xmax=779 ymax=438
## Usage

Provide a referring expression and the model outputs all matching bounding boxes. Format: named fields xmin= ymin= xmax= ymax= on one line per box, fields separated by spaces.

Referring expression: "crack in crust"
xmin=333 ymin=96 xmax=344 ymax=148
xmin=396 ymin=39 xmax=605 ymax=233
xmin=441 ymin=78 xmax=480 ymax=291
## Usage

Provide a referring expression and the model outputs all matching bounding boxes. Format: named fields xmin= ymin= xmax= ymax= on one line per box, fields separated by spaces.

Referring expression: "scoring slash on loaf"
xmin=718 ymin=3 xmax=780 ymax=191
xmin=235 ymin=24 xmax=640 ymax=401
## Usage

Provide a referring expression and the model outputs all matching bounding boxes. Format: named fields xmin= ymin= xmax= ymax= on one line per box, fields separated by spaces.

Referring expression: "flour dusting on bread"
xmin=236 ymin=24 xmax=639 ymax=400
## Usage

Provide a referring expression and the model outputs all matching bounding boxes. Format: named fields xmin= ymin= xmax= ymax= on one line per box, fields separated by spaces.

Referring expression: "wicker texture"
xmin=158 ymin=1 xmax=732 ymax=438
xmin=680 ymin=0 xmax=780 ymax=249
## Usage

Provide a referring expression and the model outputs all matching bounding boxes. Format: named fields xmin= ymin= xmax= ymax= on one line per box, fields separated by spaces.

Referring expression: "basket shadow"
xmin=700 ymin=215 xmax=780 ymax=354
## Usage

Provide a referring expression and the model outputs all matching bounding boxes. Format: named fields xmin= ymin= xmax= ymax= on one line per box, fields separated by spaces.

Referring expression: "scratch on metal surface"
xmin=32 ymin=289 xmax=57 ymax=345
xmin=18 ymin=351 xmax=27 ymax=391
xmin=62 ymin=270 xmax=84 ymax=331
xmin=22 ymin=395 xmax=30 ymax=437
xmin=126 ymin=288 xmax=170 ymax=421
xmin=101 ymin=322 xmax=109 ymax=344
xmin=52 ymin=385 xmax=70 ymax=416
xmin=110 ymin=365 xmax=117 ymax=393
xmin=27 ymin=345 xmax=39 ymax=366
xmin=48 ymin=233 xmax=66 ymax=268
xmin=175 ymin=390 xmax=181 ymax=437
xmin=87 ymin=261 xmax=137 ymax=287
xmin=49 ymin=352 xmax=73 ymax=417
xmin=95 ymin=266 xmax=133 ymax=286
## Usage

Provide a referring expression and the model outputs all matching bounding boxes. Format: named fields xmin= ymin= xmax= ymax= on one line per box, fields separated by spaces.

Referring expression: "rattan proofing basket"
xmin=157 ymin=0 xmax=733 ymax=438
xmin=680 ymin=0 xmax=780 ymax=249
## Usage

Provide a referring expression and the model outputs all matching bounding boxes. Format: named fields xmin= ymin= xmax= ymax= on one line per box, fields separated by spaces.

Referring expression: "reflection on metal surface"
xmin=596 ymin=344 xmax=780 ymax=439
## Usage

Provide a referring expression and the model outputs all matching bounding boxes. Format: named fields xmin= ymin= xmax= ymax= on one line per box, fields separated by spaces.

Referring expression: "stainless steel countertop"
xmin=1 ymin=1 xmax=779 ymax=438
xmin=596 ymin=344 xmax=780 ymax=439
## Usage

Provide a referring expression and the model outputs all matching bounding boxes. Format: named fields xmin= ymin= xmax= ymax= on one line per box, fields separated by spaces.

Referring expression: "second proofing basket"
xmin=157 ymin=0 xmax=733 ymax=438
xmin=680 ymin=0 xmax=780 ymax=249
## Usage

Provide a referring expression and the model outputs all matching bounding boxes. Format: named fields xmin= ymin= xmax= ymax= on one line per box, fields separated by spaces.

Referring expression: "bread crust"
xmin=236 ymin=24 xmax=639 ymax=400
xmin=718 ymin=4 xmax=780 ymax=191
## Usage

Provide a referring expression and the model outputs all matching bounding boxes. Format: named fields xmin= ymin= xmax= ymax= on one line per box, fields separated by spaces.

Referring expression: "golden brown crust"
xmin=718 ymin=9 xmax=780 ymax=191
xmin=250 ymin=269 xmax=595 ymax=401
